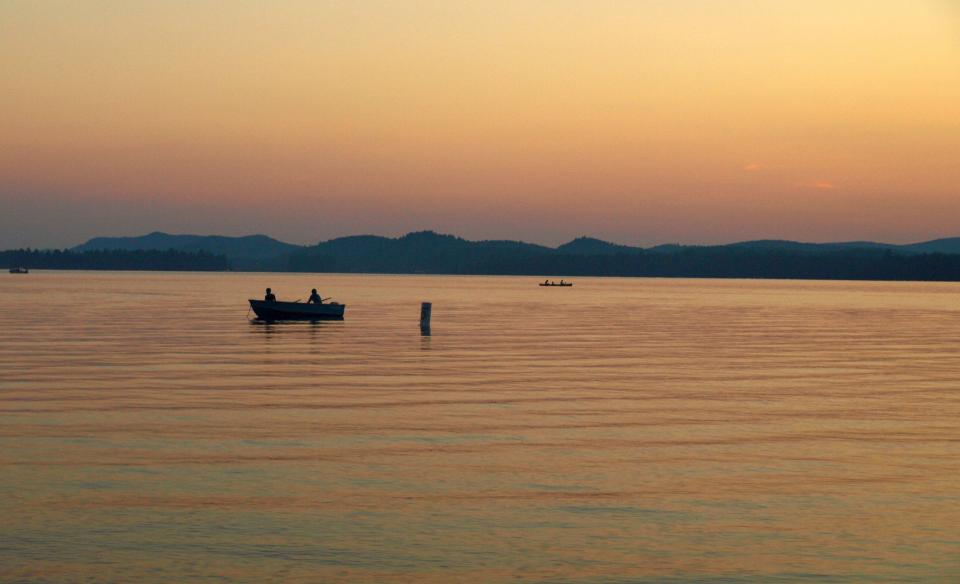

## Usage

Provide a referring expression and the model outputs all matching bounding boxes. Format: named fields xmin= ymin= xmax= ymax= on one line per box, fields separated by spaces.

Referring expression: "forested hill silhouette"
xmin=556 ymin=237 xmax=643 ymax=255
xmin=74 ymin=232 xmax=300 ymax=270
xmin=288 ymin=231 xmax=551 ymax=273
xmin=6 ymin=230 xmax=951 ymax=280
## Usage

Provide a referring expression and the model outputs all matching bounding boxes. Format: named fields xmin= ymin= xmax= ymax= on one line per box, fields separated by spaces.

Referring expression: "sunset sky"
xmin=2 ymin=1 xmax=958 ymax=248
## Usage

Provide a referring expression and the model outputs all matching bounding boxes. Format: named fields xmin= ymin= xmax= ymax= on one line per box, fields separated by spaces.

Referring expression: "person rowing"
xmin=264 ymin=287 xmax=277 ymax=302
xmin=307 ymin=288 xmax=323 ymax=304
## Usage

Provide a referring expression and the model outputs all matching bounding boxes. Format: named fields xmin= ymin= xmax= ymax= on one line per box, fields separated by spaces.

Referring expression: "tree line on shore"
xmin=7 ymin=231 xmax=960 ymax=281
xmin=0 ymin=248 xmax=229 ymax=271
xmin=287 ymin=245 xmax=960 ymax=281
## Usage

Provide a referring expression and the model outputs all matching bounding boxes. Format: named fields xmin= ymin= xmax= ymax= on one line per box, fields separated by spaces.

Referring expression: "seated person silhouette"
xmin=307 ymin=288 xmax=323 ymax=304
xmin=264 ymin=288 xmax=277 ymax=302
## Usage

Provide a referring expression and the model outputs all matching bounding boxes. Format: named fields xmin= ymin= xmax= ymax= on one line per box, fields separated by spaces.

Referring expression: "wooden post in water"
xmin=420 ymin=302 xmax=432 ymax=333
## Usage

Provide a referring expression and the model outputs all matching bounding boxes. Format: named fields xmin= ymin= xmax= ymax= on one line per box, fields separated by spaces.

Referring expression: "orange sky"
xmin=2 ymin=1 xmax=959 ymax=248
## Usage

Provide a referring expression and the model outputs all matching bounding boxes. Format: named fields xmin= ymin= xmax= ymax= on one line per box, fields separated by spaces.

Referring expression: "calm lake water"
xmin=1 ymin=272 xmax=959 ymax=582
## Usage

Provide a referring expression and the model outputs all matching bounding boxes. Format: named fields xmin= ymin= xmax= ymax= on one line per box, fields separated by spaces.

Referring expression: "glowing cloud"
xmin=799 ymin=180 xmax=837 ymax=190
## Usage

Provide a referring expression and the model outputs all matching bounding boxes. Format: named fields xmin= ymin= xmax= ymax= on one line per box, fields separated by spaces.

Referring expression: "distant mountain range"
xmin=8 ymin=229 xmax=960 ymax=280
xmin=74 ymin=232 xmax=302 ymax=270
xmin=71 ymin=230 xmax=960 ymax=266
xmin=54 ymin=230 xmax=960 ymax=280
xmin=9 ymin=228 xmax=960 ymax=280
xmin=719 ymin=238 xmax=960 ymax=254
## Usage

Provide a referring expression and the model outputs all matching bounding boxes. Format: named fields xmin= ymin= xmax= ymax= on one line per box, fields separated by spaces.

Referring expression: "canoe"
xmin=9 ymin=267 xmax=29 ymax=274
xmin=249 ymin=299 xmax=345 ymax=320
xmin=539 ymin=283 xmax=572 ymax=287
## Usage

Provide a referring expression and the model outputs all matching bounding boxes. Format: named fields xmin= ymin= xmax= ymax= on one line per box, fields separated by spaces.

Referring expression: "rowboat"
xmin=9 ymin=267 xmax=29 ymax=274
xmin=249 ymin=299 xmax=345 ymax=320
xmin=539 ymin=282 xmax=572 ymax=287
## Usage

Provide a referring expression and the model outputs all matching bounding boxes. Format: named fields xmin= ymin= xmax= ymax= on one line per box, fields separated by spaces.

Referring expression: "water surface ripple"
xmin=1 ymin=272 xmax=959 ymax=582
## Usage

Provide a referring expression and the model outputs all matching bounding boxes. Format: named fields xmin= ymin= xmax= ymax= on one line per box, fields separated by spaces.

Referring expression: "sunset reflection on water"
xmin=1 ymin=272 xmax=959 ymax=582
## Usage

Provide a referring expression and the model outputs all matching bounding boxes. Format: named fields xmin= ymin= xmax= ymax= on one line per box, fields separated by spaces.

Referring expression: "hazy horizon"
xmin=15 ymin=224 xmax=960 ymax=252
xmin=3 ymin=1 xmax=959 ymax=249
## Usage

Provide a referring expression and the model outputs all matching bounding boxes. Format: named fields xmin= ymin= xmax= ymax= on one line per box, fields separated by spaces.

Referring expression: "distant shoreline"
xmin=9 ymin=266 xmax=960 ymax=285
xmin=7 ymin=230 xmax=960 ymax=282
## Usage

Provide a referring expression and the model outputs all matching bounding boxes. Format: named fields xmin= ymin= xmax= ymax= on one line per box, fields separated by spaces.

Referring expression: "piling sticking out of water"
xmin=420 ymin=302 xmax=432 ymax=332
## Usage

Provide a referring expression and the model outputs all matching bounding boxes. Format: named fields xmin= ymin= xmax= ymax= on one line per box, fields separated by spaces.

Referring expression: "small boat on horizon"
xmin=9 ymin=267 xmax=29 ymax=274
xmin=539 ymin=280 xmax=573 ymax=287
xmin=249 ymin=299 xmax=345 ymax=320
